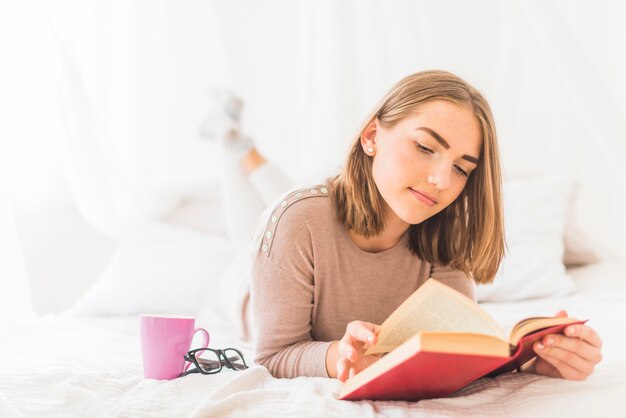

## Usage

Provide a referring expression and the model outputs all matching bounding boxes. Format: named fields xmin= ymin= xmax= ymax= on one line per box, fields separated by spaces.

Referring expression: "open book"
xmin=339 ymin=279 xmax=585 ymax=402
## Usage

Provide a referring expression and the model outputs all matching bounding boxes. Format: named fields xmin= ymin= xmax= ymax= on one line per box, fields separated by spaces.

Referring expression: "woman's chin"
xmin=391 ymin=207 xmax=431 ymax=226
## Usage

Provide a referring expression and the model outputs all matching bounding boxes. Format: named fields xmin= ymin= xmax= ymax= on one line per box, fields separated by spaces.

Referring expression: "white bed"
xmin=1 ymin=257 xmax=625 ymax=418
xmin=5 ymin=1 xmax=625 ymax=415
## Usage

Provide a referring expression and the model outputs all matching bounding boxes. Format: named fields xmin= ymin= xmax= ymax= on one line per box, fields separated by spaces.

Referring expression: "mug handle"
xmin=193 ymin=327 xmax=210 ymax=349
xmin=183 ymin=328 xmax=211 ymax=373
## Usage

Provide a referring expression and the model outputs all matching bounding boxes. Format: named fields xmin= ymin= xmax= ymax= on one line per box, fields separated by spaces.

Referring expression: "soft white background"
xmin=1 ymin=0 xmax=625 ymax=317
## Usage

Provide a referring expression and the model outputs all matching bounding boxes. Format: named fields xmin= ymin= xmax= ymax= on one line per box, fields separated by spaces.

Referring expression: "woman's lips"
xmin=409 ymin=188 xmax=436 ymax=207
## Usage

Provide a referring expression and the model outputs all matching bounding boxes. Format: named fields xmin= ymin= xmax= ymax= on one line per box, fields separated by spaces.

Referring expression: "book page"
xmin=507 ymin=316 xmax=579 ymax=345
xmin=365 ymin=279 xmax=505 ymax=355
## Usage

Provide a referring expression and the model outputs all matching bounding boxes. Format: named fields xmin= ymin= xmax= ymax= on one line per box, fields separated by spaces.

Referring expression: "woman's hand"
xmin=527 ymin=310 xmax=603 ymax=381
xmin=335 ymin=320 xmax=382 ymax=382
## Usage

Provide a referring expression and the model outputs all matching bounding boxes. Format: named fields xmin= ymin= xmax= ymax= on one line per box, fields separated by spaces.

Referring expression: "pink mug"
xmin=140 ymin=314 xmax=210 ymax=380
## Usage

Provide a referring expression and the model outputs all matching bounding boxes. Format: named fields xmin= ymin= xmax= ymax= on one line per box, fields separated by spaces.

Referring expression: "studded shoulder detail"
xmin=260 ymin=185 xmax=329 ymax=256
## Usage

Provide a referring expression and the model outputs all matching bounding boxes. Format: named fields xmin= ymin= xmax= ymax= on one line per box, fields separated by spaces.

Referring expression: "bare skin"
xmin=241 ymin=148 xmax=266 ymax=174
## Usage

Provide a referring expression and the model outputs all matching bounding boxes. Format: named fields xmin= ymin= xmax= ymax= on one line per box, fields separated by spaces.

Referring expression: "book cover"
xmin=338 ymin=279 xmax=585 ymax=401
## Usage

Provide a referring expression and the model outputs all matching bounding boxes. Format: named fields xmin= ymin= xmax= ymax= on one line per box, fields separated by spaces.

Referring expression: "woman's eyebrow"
xmin=415 ymin=127 xmax=480 ymax=164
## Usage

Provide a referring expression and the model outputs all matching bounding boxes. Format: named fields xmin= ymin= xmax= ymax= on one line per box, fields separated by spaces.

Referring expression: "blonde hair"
xmin=329 ymin=70 xmax=505 ymax=285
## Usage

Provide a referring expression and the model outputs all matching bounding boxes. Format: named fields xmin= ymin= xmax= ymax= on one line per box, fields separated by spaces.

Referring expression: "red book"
xmin=339 ymin=279 xmax=586 ymax=402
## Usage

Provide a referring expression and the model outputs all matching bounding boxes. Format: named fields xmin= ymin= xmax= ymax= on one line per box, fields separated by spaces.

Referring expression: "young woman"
xmin=201 ymin=70 xmax=602 ymax=383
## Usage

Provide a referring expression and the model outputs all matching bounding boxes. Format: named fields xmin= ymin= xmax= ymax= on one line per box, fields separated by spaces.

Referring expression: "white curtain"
xmin=48 ymin=0 xmax=626 ymax=256
xmin=1 ymin=0 xmax=57 ymax=319
xmin=0 ymin=195 xmax=33 ymax=321
xmin=48 ymin=0 xmax=234 ymax=237
xmin=3 ymin=0 xmax=625 ymax=316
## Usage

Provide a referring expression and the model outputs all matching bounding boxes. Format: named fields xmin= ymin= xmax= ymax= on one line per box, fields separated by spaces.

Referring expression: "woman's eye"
xmin=417 ymin=142 xmax=469 ymax=177
xmin=455 ymin=166 xmax=469 ymax=177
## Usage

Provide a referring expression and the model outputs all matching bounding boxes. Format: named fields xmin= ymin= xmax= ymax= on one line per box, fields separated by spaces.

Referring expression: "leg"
xmin=244 ymin=150 xmax=294 ymax=207
xmin=200 ymin=89 xmax=293 ymax=245
xmin=200 ymin=89 xmax=264 ymax=246
xmin=217 ymin=147 xmax=267 ymax=246
xmin=199 ymin=90 xmax=294 ymax=344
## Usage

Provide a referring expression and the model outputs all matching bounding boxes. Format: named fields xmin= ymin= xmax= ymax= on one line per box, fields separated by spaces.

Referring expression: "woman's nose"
xmin=427 ymin=166 xmax=451 ymax=190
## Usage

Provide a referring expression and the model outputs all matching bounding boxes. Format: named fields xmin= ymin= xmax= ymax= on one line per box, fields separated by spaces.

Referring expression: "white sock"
xmin=199 ymin=89 xmax=255 ymax=159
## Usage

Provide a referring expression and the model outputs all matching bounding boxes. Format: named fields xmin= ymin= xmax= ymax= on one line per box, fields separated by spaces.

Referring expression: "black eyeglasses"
xmin=179 ymin=347 xmax=249 ymax=377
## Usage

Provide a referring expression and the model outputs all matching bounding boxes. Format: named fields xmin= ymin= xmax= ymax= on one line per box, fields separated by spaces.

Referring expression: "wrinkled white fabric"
xmin=1 ymin=260 xmax=624 ymax=417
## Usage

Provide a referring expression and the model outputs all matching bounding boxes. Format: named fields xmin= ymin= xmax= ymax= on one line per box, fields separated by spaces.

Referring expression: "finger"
xmin=543 ymin=333 xmax=603 ymax=364
xmin=337 ymin=357 xmax=349 ymax=382
xmin=536 ymin=350 xmax=590 ymax=381
xmin=338 ymin=338 xmax=359 ymax=363
xmin=347 ymin=321 xmax=379 ymax=346
xmin=338 ymin=332 xmax=364 ymax=362
xmin=349 ymin=368 xmax=356 ymax=379
xmin=554 ymin=310 xmax=568 ymax=318
xmin=564 ymin=324 xmax=603 ymax=348
xmin=535 ymin=342 xmax=595 ymax=378
xmin=340 ymin=323 xmax=377 ymax=363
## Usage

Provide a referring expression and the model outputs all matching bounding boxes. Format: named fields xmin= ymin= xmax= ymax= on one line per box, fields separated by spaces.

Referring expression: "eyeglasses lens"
xmin=194 ymin=349 xmax=222 ymax=373
xmin=223 ymin=348 xmax=247 ymax=370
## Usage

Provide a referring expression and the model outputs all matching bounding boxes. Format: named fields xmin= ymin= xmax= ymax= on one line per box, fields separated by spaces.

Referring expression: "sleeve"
xmin=429 ymin=263 xmax=476 ymax=302
xmin=250 ymin=201 xmax=333 ymax=378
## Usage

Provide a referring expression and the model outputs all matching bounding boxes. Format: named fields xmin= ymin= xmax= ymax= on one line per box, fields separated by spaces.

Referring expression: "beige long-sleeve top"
xmin=250 ymin=184 xmax=475 ymax=379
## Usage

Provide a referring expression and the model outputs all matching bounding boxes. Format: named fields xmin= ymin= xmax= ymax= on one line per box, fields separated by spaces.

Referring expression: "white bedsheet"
xmin=1 ymin=260 xmax=625 ymax=418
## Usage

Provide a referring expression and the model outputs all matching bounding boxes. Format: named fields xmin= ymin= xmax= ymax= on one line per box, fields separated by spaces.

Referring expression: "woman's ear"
xmin=360 ymin=118 xmax=379 ymax=154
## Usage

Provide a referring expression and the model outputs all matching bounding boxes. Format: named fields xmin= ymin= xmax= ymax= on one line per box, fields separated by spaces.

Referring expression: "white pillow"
xmin=562 ymin=181 xmax=602 ymax=267
xmin=476 ymin=175 xmax=578 ymax=302
xmin=68 ymin=221 xmax=237 ymax=316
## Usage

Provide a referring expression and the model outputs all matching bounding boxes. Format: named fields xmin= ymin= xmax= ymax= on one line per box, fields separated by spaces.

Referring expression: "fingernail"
xmin=546 ymin=337 xmax=555 ymax=346
xmin=566 ymin=327 xmax=576 ymax=336
xmin=347 ymin=350 xmax=353 ymax=359
xmin=367 ymin=335 xmax=374 ymax=344
xmin=536 ymin=342 xmax=545 ymax=351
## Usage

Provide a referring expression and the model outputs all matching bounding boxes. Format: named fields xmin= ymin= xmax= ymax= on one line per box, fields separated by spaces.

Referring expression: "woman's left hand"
xmin=527 ymin=310 xmax=603 ymax=380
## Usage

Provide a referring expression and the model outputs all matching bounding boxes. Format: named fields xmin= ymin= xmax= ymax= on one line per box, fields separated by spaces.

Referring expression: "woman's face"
xmin=364 ymin=100 xmax=482 ymax=226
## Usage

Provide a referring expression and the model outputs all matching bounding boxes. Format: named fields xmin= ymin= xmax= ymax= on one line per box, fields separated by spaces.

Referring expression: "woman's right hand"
xmin=336 ymin=320 xmax=382 ymax=382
